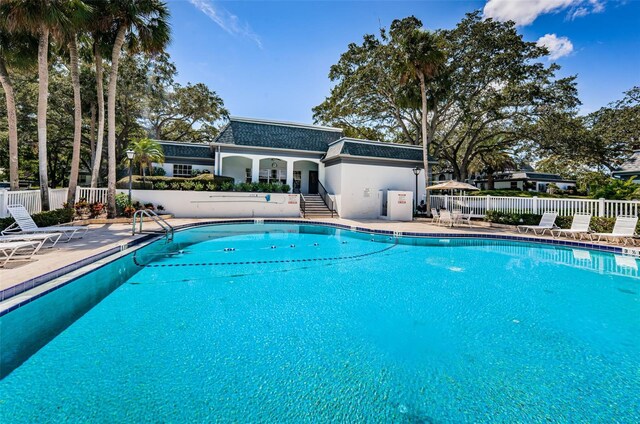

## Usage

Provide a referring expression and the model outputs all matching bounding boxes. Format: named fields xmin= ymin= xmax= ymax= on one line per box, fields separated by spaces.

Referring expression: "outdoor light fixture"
xmin=413 ymin=167 xmax=422 ymax=216
xmin=126 ymin=149 xmax=136 ymax=205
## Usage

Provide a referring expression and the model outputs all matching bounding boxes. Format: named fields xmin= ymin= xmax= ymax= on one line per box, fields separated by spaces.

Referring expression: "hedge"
xmin=116 ymin=174 xmax=234 ymax=190
xmin=484 ymin=211 xmax=637 ymax=233
xmin=0 ymin=208 xmax=75 ymax=231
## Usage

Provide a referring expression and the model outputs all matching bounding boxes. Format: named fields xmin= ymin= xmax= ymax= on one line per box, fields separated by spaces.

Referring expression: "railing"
xmin=317 ymin=181 xmax=336 ymax=217
xmin=49 ymin=188 xmax=69 ymax=210
xmin=300 ymin=194 xmax=306 ymax=218
xmin=132 ymin=209 xmax=174 ymax=241
xmin=430 ymin=194 xmax=640 ymax=218
xmin=76 ymin=187 xmax=108 ymax=204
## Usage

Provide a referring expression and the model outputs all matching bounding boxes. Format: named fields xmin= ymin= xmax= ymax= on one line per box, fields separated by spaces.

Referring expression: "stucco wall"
xmin=120 ymin=190 xmax=300 ymax=218
xmin=328 ymin=162 xmax=426 ymax=219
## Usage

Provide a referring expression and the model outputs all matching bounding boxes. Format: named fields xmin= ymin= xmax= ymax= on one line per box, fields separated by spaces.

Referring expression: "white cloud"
xmin=536 ymin=33 xmax=574 ymax=59
xmin=483 ymin=0 xmax=607 ymax=26
xmin=189 ymin=0 xmax=262 ymax=48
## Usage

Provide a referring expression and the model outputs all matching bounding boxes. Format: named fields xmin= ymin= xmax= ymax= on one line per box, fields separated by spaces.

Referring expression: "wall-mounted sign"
xmin=288 ymin=194 xmax=298 ymax=204
xmin=398 ymin=193 xmax=407 ymax=204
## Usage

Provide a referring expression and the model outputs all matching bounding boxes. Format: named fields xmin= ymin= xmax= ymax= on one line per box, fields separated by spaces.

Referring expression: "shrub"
xmin=155 ymin=181 xmax=168 ymax=190
xmin=89 ymin=202 xmax=105 ymax=219
xmin=0 ymin=208 xmax=76 ymax=230
xmin=144 ymin=203 xmax=155 ymax=210
xmin=115 ymin=174 xmax=233 ymax=189
xmin=193 ymin=182 xmax=205 ymax=191
xmin=220 ymin=181 xmax=234 ymax=191
xmin=206 ymin=182 xmax=217 ymax=191
xmin=484 ymin=211 xmax=638 ymax=233
xmin=181 ymin=180 xmax=195 ymax=190
xmin=115 ymin=193 xmax=130 ymax=216
xmin=152 ymin=166 xmax=166 ymax=176
xmin=170 ymin=182 xmax=182 ymax=191
xmin=157 ymin=205 xmax=165 ymax=212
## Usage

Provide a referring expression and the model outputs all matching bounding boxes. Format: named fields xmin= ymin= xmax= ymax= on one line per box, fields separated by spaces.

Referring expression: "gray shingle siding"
xmin=216 ymin=120 xmax=343 ymax=152
xmin=158 ymin=142 xmax=213 ymax=159
xmin=341 ymin=141 xmax=425 ymax=161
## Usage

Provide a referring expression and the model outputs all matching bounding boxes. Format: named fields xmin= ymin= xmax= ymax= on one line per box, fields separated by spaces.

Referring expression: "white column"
xmin=251 ymin=158 xmax=260 ymax=183
xmin=286 ymin=159 xmax=294 ymax=192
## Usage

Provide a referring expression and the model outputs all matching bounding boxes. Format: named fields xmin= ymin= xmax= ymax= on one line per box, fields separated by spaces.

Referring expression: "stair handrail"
xmin=300 ymin=194 xmax=307 ymax=218
xmin=132 ymin=209 xmax=174 ymax=241
xmin=317 ymin=181 xmax=336 ymax=217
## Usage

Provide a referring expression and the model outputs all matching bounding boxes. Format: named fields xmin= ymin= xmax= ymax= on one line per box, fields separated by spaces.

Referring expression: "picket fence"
xmin=430 ymin=195 xmax=640 ymax=218
xmin=2 ymin=188 xmax=640 ymax=220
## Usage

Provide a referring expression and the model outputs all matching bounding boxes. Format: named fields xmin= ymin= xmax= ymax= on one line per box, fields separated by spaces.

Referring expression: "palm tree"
xmin=470 ymin=149 xmax=516 ymax=190
xmin=3 ymin=0 xmax=71 ymax=210
xmin=391 ymin=17 xmax=446 ymax=213
xmin=60 ymin=2 xmax=92 ymax=206
xmin=0 ymin=28 xmax=37 ymax=191
xmin=86 ymin=0 xmax=111 ymax=188
xmin=104 ymin=0 xmax=171 ymax=217
xmin=126 ymin=138 xmax=164 ymax=186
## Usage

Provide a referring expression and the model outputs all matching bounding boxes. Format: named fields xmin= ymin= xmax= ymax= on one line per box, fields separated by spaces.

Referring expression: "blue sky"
xmin=166 ymin=0 xmax=640 ymax=123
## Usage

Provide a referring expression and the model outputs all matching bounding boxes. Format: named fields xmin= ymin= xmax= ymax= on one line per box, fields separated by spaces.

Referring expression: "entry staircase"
xmin=300 ymin=182 xmax=337 ymax=218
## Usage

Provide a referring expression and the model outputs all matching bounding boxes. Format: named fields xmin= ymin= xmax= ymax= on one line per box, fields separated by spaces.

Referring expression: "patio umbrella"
xmin=426 ymin=180 xmax=480 ymax=191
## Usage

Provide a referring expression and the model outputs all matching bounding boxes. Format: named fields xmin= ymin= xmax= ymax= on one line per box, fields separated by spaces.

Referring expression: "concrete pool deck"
xmin=1 ymin=217 xmax=637 ymax=300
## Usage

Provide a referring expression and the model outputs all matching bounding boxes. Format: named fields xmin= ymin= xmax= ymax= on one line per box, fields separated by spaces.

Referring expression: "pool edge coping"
xmin=0 ymin=218 xmax=635 ymax=313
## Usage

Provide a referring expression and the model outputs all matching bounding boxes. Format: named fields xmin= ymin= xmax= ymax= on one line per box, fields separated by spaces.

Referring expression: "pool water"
xmin=1 ymin=224 xmax=639 ymax=422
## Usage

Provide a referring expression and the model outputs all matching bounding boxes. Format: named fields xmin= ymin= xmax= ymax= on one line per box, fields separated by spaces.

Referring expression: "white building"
xmin=155 ymin=117 xmax=433 ymax=219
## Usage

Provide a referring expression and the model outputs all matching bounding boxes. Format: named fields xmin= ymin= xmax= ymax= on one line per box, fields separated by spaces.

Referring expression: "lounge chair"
xmin=0 ymin=233 xmax=63 ymax=251
xmin=0 ymin=240 xmax=41 ymax=267
xmin=2 ymin=204 xmax=89 ymax=242
xmin=517 ymin=212 xmax=558 ymax=235
xmin=590 ymin=216 xmax=638 ymax=245
xmin=551 ymin=214 xmax=591 ymax=239
xmin=431 ymin=208 xmax=440 ymax=225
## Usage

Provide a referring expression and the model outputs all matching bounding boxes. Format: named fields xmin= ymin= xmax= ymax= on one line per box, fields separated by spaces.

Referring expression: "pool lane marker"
xmin=143 ymin=244 xmax=398 ymax=268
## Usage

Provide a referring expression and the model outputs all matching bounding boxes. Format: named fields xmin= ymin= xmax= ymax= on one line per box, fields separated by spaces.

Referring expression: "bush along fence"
xmin=430 ymin=195 xmax=640 ymax=219
xmin=483 ymin=211 xmax=637 ymax=233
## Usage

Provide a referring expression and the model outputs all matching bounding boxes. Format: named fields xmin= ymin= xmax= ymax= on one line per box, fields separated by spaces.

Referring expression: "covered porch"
xmin=218 ymin=154 xmax=321 ymax=194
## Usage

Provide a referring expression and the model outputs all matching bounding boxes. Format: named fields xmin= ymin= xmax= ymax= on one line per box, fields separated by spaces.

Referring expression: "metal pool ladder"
xmin=132 ymin=209 xmax=174 ymax=242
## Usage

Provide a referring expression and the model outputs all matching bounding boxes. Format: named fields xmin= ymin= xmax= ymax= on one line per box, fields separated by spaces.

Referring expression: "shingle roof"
xmin=324 ymin=138 xmax=435 ymax=162
xmin=158 ymin=141 xmax=213 ymax=159
xmin=214 ymin=117 xmax=343 ymax=152
xmin=614 ymin=151 xmax=640 ymax=174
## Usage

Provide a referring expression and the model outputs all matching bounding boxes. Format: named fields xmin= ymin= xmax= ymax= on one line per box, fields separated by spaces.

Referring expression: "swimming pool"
xmin=1 ymin=223 xmax=639 ymax=422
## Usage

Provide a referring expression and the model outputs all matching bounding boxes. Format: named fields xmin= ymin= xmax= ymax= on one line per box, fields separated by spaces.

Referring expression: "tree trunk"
xmin=419 ymin=72 xmax=431 ymax=214
xmin=89 ymin=102 xmax=96 ymax=163
xmin=487 ymin=172 xmax=495 ymax=190
xmin=37 ymin=26 xmax=50 ymax=210
xmin=0 ymin=56 xmax=19 ymax=191
xmin=67 ymin=35 xmax=82 ymax=206
xmin=107 ymin=25 xmax=127 ymax=217
xmin=90 ymin=44 xmax=105 ymax=188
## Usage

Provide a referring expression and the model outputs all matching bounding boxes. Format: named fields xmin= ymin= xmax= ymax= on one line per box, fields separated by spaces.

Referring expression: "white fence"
xmin=430 ymin=195 xmax=639 ymax=218
xmin=76 ymin=187 xmax=108 ymax=204
xmin=0 ymin=187 xmax=86 ymax=218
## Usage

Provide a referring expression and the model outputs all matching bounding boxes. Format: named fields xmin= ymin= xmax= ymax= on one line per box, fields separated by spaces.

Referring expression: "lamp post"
xmin=126 ymin=149 xmax=135 ymax=205
xmin=412 ymin=167 xmax=422 ymax=215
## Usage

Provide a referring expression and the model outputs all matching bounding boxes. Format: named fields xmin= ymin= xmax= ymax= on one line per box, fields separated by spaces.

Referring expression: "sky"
xmin=166 ymin=0 xmax=640 ymax=123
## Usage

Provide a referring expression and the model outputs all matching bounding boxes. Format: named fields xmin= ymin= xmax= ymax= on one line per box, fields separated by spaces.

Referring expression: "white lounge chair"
xmin=590 ymin=216 xmax=638 ymax=246
xmin=551 ymin=214 xmax=591 ymax=239
xmin=0 ymin=233 xmax=63 ymax=251
xmin=517 ymin=212 xmax=558 ymax=235
xmin=2 ymin=204 xmax=89 ymax=242
xmin=431 ymin=208 xmax=440 ymax=225
xmin=0 ymin=240 xmax=40 ymax=267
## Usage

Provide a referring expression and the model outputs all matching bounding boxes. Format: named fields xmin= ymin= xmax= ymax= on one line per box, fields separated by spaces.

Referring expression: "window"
xmin=245 ymin=168 xmax=252 ymax=183
xmin=173 ymin=164 xmax=193 ymax=178
xmin=510 ymin=181 xmax=518 ymax=189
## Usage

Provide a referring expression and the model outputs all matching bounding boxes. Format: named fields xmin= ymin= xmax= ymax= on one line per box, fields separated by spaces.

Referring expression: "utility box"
xmin=386 ymin=190 xmax=413 ymax=221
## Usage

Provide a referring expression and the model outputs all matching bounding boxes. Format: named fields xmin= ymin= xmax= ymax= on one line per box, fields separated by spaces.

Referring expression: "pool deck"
xmin=1 ymin=217 xmax=636 ymax=301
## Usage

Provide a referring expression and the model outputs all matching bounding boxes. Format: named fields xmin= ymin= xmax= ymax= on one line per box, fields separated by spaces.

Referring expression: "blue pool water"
xmin=1 ymin=223 xmax=639 ymax=422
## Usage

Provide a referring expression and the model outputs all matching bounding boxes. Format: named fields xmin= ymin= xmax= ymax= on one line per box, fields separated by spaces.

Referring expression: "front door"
xmin=308 ymin=171 xmax=319 ymax=194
